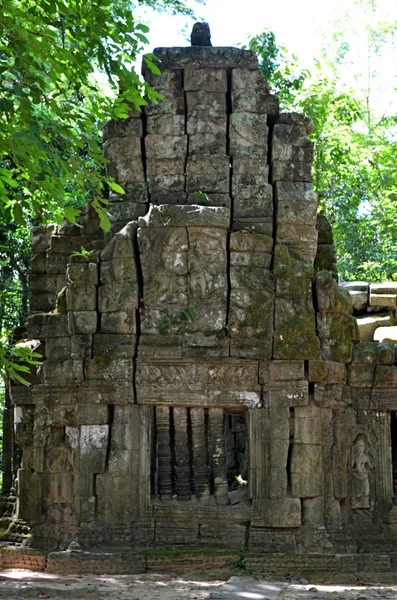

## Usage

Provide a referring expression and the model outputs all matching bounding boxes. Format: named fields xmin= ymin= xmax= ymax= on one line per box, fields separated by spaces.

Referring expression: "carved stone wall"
xmin=6 ymin=40 xmax=397 ymax=555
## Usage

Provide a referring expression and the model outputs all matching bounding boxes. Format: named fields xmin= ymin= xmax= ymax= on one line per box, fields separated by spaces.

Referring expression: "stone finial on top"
xmin=191 ymin=22 xmax=212 ymax=46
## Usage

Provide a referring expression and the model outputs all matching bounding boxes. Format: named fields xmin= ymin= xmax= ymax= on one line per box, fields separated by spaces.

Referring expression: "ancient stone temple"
xmin=5 ymin=29 xmax=397 ymax=570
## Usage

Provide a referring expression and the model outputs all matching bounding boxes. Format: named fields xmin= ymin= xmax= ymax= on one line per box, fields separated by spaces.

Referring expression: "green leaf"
xmin=187 ymin=305 xmax=196 ymax=319
xmin=106 ymin=180 xmax=125 ymax=195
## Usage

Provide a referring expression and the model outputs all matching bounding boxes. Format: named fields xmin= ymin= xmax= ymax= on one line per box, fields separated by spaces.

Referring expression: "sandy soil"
xmin=1 ymin=571 xmax=397 ymax=599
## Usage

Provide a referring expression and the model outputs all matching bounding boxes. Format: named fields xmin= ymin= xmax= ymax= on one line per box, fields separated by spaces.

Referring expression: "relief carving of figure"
xmin=351 ymin=434 xmax=374 ymax=509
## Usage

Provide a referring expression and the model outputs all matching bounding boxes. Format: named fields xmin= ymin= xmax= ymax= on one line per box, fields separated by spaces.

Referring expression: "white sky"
xmin=135 ymin=0 xmax=397 ymax=61
xmin=133 ymin=0 xmax=397 ymax=114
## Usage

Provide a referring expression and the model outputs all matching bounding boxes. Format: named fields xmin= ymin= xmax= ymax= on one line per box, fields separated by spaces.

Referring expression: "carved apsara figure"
xmin=351 ymin=435 xmax=373 ymax=509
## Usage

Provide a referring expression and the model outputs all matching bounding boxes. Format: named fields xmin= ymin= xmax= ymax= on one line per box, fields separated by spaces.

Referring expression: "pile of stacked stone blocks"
xmin=5 ymin=36 xmax=397 ymax=557
xmin=342 ymin=282 xmax=397 ymax=342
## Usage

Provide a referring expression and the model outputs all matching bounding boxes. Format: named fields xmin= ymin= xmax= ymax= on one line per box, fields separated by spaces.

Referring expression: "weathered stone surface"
xmin=102 ymin=116 xmax=142 ymax=142
xmin=273 ymin=245 xmax=314 ymax=279
xmin=277 ymin=223 xmax=318 ymax=262
xmin=136 ymin=360 xmax=261 ymax=406
xmin=315 ymin=271 xmax=352 ymax=314
xmin=229 ymin=287 xmax=274 ymax=338
xmin=308 ymin=360 xmax=347 ymax=384
xmin=138 ymin=203 xmax=230 ymax=229
xmin=275 ymin=298 xmax=315 ymax=332
xmin=186 ymin=155 xmax=230 ymax=193
xmin=275 ymin=182 xmax=317 ymax=225
xmin=184 ymin=68 xmax=227 ymax=92
xmin=273 ymin=330 xmax=321 ymax=360
xmin=232 ymin=88 xmax=272 ymax=113
xmin=14 ymin=35 xmax=397 ymax=557
xmin=66 ymin=285 xmax=97 ymax=312
xmin=230 ymin=113 xmax=268 ymax=156
xmin=66 ymin=263 xmax=98 ymax=286
xmin=356 ymin=312 xmax=394 ymax=342
xmin=68 ymin=311 xmax=98 ymax=334
xmin=276 ymin=112 xmax=313 ymax=134
xmin=103 ymin=137 xmax=144 ymax=182
xmin=352 ymin=341 xmax=395 ymax=365
xmin=150 ymin=46 xmax=258 ymax=70
xmin=98 ymin=283 xmax=138 ymax=312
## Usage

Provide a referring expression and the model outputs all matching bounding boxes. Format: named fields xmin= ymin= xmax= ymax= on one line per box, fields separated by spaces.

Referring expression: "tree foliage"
xmin=0 ymin=0 xmax=202 ymax=384
xmin=250 ymin=14 xmax=397 ymax=281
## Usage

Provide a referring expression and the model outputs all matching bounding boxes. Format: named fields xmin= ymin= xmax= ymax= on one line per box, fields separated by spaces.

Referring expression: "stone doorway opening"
xmin=391 ymin=411 xmax=397 ymax=498
xmin=151 ymin=407 xmax=248 ymax=504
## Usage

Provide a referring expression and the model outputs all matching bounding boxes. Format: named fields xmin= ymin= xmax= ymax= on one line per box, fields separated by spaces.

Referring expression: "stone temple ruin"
xmin=4 ymin=29 xmax=397 ymax=574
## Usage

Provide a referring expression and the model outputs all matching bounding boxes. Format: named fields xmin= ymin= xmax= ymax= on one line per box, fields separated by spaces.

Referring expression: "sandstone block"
xmin=184 ymin=67 xmax=227 ymax=92
xmin=145 ymin=89 xmax=185 ymax=116
xmin=27 ymin=313 xmax=68 ymax=339
xmin=356 ymin=312 xmax=394 ymax=342
xmin=46 ymin=252 xmax=68 ymax=274
xmin=370 ymin=293 xmax=397 ymax=307
xmin=308 ymin=360 xmax=347 ymax=384
xmin=229 ymin=287 xmax=274 ymax=338
xmin=31 ymin=225 xmax=56 ymax=254
xmin=352 ymin=341 xmax=395 ymax=365
xmin=85 ymin=358 xmax=134 ymax=381
xmin=230 ymin=337 xmax=272 ymax=360
xmin=275 ymin=182 xmax=317 ymax=225
xmin=98 ymin=282 xmax=138 ymax=312
xmin=314 ymin=383 xmax=351 ymax=409
xmin=49 ymin=235 xmax=72 ymax=255
xmin=232 ymin=88 xmax=271 ymax=113
xmin=275 ymin=297 xmax=315 ymax=332
xmin=146 ymin=114 xmax=185 ymax=136
xmin=93 ymin=334 xmax=136 ymax=358
xmin=101 ymin=222 xmax=137 ymax=261
xmin=68 ymin=311 xmax=97 ymax=335
xmin=186 ymin=155 xmax=230 ymax=193
xmin=315 ymin=273 xmax=353 ymax=314
xmin=273 ymin=159 xmax=312 ymax=183
xmin=186 ymin=90 xmax=226 ymax=121
xmin=188 ymin=132 xmax=227 ymax=156
xmin=276 ymin=112 xmax=313 ymax=134
xmin=103 ymin=137 xmax=143 ymax=182
xmin=273 ymin=330 xmax=321 ymax=360
xmin=40 ymin=359 xmax=84 ymax=384
xmin=230 ymin=112 xmax=268 ymax=156
xmin=138 ymin=203 xmax=230 ymax=229
xmin=151 ymin=47 xmax=258 ymax=70
xmin=66 ymin=263 xmax=98 ymax=286
xmin=232 ymin=217 xmax=273 ymax=237
xmin=316 ymin=213 xmax=334 ymax=244
xmin=268 ymin=381 xmax=308 ymax=408
xmin=348 ymin=364 xmax=375 ymax=387
xmin=145 ymin=134 xmax=188 ymax=160
xmin=142 ymin=66 xmax=183 ymax=91
xmin=276 ymin=223 xmax=318 ymax=262
xmin=30 ymin=252 xmax=47 ymax=274
xmin=100 ymin=258 xmax=137 ymax=284
xmin=276 ymin=277 xmax=312 ymax=300
xmin=66 ymin=284 xmax=97 ymax=312
xmin=269 ymin=360 xmax=304 ymax=381
xmin=232 ymin=68 xmax=269 ymax=91
xmin=264 ymin=498 xmax=301 ymax=528
xmin=272 ymin=142 xmax=314 ymax=163
xmin=108 ymin=200 xmax=147 ymax=222
xmin=374 ymin=365 xmax=397 ymax=388
xmin=102 ymin=116 xmax=142 ymax=141
xmin=100 ymin=311 xmax=136 ymax=334
xmin=230 ymin=265 xmax=273 ymax=289
xmin=273 ymin=245 xmax=314 ymax=279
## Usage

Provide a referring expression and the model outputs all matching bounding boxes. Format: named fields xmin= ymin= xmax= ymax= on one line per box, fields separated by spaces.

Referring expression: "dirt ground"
xmin=1 ymin=571 xmax=397 ymax=599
